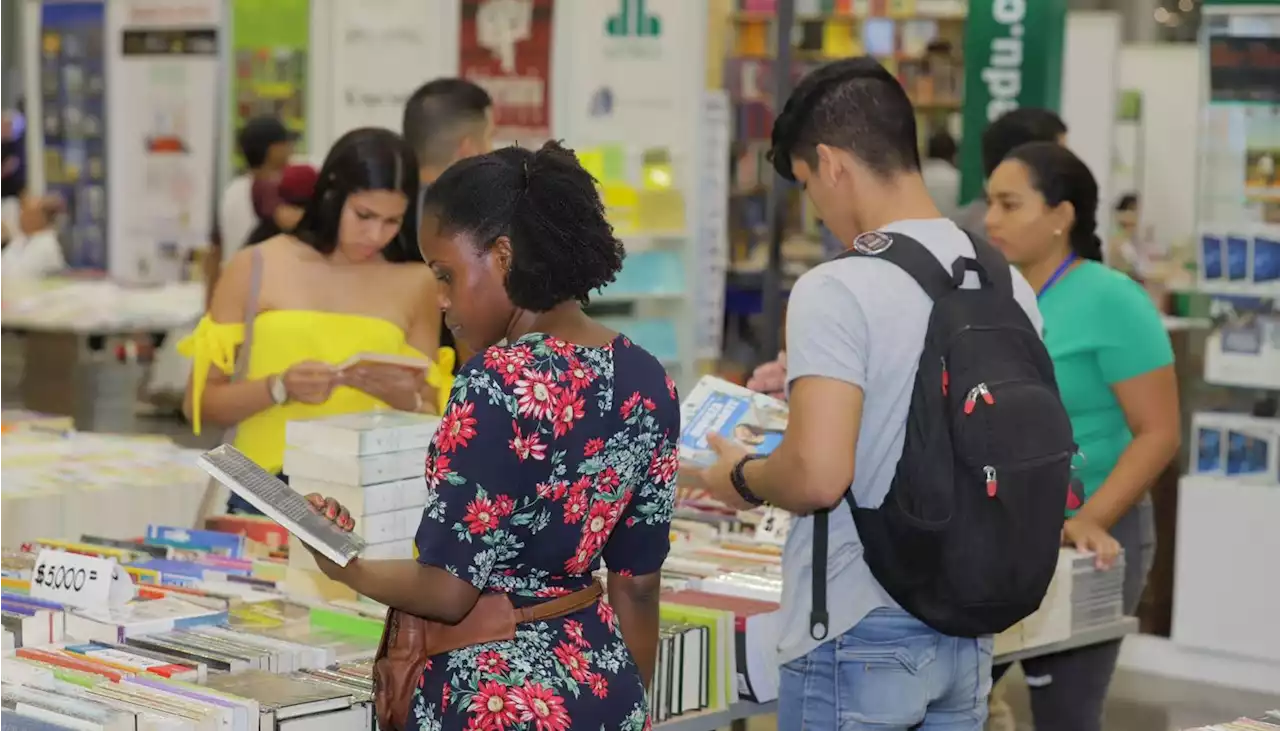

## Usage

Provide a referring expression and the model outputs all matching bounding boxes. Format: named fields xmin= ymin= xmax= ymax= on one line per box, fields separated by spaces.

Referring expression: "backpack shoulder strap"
xmin=963 ymin=230 xmax=1014 ymax=297
xmin=834 ymin=232 xmax=953 ymax=302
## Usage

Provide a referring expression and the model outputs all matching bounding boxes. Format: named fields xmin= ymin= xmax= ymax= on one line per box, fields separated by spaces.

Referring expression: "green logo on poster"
xmin=606 ymin=0 xmax=661 ymax=38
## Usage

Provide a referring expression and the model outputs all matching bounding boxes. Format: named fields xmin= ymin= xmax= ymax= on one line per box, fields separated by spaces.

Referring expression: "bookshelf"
xmin=719 ymin=0 xmax=967 ymax=366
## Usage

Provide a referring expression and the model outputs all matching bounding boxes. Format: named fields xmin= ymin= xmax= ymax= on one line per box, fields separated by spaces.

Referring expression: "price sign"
xmin=31 ymin=550 xmax=134 ymax=610
xmin=755 ymin=507 xmax=791 ymax=546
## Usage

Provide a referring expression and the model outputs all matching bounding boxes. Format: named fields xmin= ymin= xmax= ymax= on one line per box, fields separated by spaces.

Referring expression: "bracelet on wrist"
xmin=731 ymin=455 xmax=767 ymax=507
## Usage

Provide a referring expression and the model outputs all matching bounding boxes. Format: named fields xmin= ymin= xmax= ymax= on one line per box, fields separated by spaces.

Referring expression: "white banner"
xmin=105 ymin=0 xmax=220 ymax=281
xmin=553 ymin=0 xmax=704 ymax=148
xmin=323 ymin=0 xmax=448 ymax=146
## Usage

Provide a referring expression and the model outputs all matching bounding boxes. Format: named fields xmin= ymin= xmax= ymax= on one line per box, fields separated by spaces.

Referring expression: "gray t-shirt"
xmin=777 ymin=218 xmax=1043 ymax=664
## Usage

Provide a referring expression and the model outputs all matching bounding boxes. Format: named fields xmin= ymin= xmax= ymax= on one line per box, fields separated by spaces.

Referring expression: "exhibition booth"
xmin=0 ymin=1 xmax=1277 ymax=729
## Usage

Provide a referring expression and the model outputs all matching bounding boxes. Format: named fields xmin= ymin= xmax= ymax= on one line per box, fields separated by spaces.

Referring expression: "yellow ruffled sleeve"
xmin=176 ymin=315 xmax=246 ymax=435
xmin=403 ymin=344 xmax=457 ymax=414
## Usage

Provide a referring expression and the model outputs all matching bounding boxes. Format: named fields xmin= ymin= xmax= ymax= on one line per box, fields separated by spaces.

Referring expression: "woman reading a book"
xmin=180 ymin=128 xmax=455 ymax=513
xmin=303 ymin=142 xmax=680 ymax=731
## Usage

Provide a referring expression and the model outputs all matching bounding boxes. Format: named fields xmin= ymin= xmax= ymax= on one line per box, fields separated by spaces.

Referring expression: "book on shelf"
xmin=652 ymin=621 xmax=710 ymax=724
xmin=679 ymin=376 xmax=788 ymax=468
xmin=197 ymin=445 xmax=367 ymax=568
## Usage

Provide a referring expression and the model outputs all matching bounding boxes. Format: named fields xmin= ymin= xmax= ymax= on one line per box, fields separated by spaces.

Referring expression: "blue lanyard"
xmin=1037 ymin=253 xmax=1077 ymax=299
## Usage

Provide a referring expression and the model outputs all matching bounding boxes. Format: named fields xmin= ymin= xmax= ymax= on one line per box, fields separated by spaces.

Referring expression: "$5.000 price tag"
xmin=31 ymin=549 xmax=134 ymax=610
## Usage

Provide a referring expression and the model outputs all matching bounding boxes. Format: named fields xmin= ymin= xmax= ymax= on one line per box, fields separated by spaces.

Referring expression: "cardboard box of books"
xmin=679 ymin=376 xmax=788 ymax=469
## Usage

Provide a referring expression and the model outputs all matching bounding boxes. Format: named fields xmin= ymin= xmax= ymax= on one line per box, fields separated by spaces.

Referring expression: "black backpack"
xmin=809 ymin=231 xmax=1074 ymax=641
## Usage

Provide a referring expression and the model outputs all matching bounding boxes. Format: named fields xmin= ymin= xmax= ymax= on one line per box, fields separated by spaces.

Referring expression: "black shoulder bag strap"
xmin=963 ymin=230 xmax=1015 ymax=296
xmin=807 ymin=232 xmax=955 ymax=642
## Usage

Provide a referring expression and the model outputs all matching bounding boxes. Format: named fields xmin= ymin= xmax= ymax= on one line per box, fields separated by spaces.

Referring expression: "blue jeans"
xmin=778 ymin=608 xmax=994 ymax=731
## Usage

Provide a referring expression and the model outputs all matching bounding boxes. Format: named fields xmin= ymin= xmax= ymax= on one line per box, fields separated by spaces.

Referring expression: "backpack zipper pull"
xmin=984 ymin=466 xmax=998 ymax=497
xmin=964 ymin=386 xmax=979 ymax=414
xmin=980 ymin=383 xmax=995 ymax=405
xmin=940 ymin=357 xmax=949 ymax=396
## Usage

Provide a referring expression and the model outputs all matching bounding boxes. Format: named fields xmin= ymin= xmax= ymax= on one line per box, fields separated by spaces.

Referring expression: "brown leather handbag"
xmin=372 ymin=580 xmax=604 ymax=731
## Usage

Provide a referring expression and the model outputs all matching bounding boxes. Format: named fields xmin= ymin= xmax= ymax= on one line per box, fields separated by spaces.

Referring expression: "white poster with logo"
xmin=552 ymin=0 xmax=704 ymax=148
xmin=312 ymin=0 xmax=457 ymax=154
xmin=106 ymin=0 xmax=220 ymax=281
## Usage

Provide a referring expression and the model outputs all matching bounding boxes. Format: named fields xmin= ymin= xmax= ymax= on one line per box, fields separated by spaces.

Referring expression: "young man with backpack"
xmin=689 ymin=58 xmax=1072 ymax=730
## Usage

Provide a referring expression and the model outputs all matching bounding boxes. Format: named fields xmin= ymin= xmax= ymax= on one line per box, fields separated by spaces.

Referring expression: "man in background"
xmin=206 ymin=116 xmax=295 ymax=290
xmin=401 ymin=78 xmax=494 ymax=366
xmin=2 ymin=108 xmax=28 ymax=235
xmin=922 ymin=129 xmax=960 ymax=220
xmin=402 ymin=78 xmax=494 ymax=189
xmin=756 ymin=106 xmax=1068 ymax=394
xmin=952 ymin=107 xmax=1068 ymax=237
xmin=1 ymin=193 xmax=66 ymax=279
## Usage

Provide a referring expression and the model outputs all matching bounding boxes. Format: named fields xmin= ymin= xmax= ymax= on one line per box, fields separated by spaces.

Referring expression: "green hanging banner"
xmin=957 ymin=0 xmax=1069 ymax=205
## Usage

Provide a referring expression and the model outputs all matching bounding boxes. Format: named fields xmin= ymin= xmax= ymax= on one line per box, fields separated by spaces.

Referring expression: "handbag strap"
xmin=220 ymin=247 xmax=265 ymax=444
xmin=513 ymin=580 xmax=603 ymax=624
xmin=233 ymin=246 xmax=265 ymax=381
xmin=192 ymin=248 xmax=265 ymax=528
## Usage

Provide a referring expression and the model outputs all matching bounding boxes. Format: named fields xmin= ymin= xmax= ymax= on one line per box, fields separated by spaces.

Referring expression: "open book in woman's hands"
xmin=334 ymin=352 xmax=434 ymax=377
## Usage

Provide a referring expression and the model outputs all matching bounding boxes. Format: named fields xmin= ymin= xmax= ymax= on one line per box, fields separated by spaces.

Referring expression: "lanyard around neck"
xmin=1037 ymin=253 xmax=1077 ymax=299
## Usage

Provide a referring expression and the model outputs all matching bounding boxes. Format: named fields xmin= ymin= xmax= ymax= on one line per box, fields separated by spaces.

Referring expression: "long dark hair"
xmin=294 ymin=127 xmax=421 ymax=262
xmin=1005 ymin=142 xmax=1102 ymax=262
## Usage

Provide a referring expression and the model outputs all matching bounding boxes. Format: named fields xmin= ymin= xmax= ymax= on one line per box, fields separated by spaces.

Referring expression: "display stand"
xmin=104 ymin=0 xmax=220 ymax=281
xmin=551 ymin=0 xmax=715 ymax=391
xmin=1167 ymin=0 xmax=1280 ymax=685
xmin=21 ymin=0 xmax=109 ymax=269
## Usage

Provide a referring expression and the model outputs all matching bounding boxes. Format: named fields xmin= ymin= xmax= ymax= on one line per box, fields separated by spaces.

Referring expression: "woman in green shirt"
xmin=984 ymin=141 xmax=1182 ymax=731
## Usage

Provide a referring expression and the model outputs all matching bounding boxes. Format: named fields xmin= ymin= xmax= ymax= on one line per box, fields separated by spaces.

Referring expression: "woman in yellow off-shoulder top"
xmin=180 ymin=128 xmax=454 ymax=512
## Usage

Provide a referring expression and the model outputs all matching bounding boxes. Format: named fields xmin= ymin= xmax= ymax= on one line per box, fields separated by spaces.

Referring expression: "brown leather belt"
xmin=374 ymin=580 xmax=604 ymax=731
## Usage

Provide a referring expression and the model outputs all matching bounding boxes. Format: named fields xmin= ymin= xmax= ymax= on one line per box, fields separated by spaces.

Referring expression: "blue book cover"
xmin=144 ymin=526 xmax=245 ymax=559
xmin=678 ymin=376 xmax=787 ymax=468
xmin=1 ymin=594 xmax=66 ymax=612
xmin=1254 ymin=233 xmax=1279 ymax=283
xmin=1226 ymin=235 xmax=1249 ymax=280
xmin=1201 ymin=233 xmax=1223 ymax=280
xmin=1196 ymin=426 xmax=1222 ymax=473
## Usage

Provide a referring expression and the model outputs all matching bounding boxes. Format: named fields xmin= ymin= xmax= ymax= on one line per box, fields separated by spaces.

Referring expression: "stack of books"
xmin=996 ymin=548 xmax=1126 ymax=655
xmin=280 ymin=411 xmax=440 ymax=600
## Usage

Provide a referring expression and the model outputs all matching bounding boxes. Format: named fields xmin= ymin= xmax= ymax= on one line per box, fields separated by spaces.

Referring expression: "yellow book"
xmin=822 ymin=19 xmax=860 ymax=58
xmin=35 ymin=540 xmax=135 ymax=563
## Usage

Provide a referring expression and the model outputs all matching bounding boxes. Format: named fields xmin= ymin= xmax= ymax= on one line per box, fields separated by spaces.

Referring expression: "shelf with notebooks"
xmin=573 ymin=143 xmax=700 ymax=378
xmin=719 ymin=0 xmax=967 ymax=356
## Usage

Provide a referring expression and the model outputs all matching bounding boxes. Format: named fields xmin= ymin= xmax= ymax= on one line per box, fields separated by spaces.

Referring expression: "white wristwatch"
xmin=268 ymin=374 xmax=289 ymax=405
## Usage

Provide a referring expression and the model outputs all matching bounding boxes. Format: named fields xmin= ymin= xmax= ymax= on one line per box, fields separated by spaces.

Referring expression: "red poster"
xmin=459 ymin=0 xmax=554 ymax=143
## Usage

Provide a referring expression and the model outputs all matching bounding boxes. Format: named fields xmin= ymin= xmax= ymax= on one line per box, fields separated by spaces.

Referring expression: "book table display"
xmin=0 ymin=410 xmax=1144 ymax=730
xmin=1 ymin=278 xmax=205 ymax=430
xmin=0 ymin=418 xmax=210 ymax=549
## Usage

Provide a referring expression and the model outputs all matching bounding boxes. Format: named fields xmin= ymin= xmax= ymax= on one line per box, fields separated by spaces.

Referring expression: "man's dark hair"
xmin=769 ymin=57 xmax=920 ymax=181
xmin=422 ymin=142 xmax=624 ymax=312
xmin=402 ymin=78 xmax=492 ymax=169
xmin=294 ymin=127 xmax=420 ymax=261
xmin=980 ymin=108 xmax=1067 ymax=178
xmin=926 ymin=130 xmax=958 ymax=163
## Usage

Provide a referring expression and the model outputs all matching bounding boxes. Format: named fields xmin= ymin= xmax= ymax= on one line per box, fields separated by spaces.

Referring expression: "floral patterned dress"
xmin=409 ymin=332 xmax=681 ymax=731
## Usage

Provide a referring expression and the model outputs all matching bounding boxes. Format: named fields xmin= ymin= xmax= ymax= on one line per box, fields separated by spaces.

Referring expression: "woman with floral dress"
xmin=303 ymin=141 xmax=680 ymax=731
